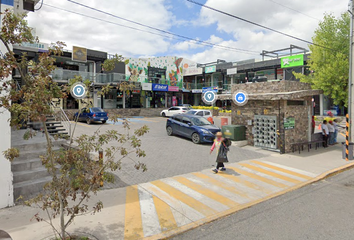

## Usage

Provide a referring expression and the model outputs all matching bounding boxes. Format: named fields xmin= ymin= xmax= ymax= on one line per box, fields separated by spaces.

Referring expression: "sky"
xmin=27 ymin=0 xmax=349 ymax=64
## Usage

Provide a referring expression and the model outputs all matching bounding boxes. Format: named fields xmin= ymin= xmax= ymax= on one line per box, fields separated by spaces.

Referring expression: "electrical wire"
xmin=266 ymin=0 xmax=321 ymax=21
xmin=186 ymin=0 xmax=329 ymax=49
xmin=65 ymin=0 xmax=259 ymax=54
xmin=34 ymin=0 xmax=44 ymax=11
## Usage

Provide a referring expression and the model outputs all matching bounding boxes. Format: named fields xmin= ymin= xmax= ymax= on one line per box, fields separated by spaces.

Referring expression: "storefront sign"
xmin=72 ymin=46 xmax=87 ymax=62
xmin=168 ymin=86 xmax=179 ymax=92
xmin=183 ymin=67 xmax=203 ymax=76
xmin=281 ymin=54 xmax=304 ymax=68
xmin=192 ymin=89 xmax=203 ymax=93
xmin=227 ymin=68 xmax=237 ymax=75
xmin=205 ymin=65 xmax=216 ymax=73
xmin=15 ymin=42 xmax=49 ymax=52
xmin=152 ymin=84 xmax=168 ymax=92
xmin=202 ymin=86 xmax=218 ymax=93
xmin=284 ymin=117 xmax=295 ymax=130
xmin=142 ymin=83 xmax=152 ymax=91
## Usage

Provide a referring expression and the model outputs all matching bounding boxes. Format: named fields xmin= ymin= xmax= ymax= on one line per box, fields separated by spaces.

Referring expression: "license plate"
xmin=100 ymin=118 xmax=104 ymax=121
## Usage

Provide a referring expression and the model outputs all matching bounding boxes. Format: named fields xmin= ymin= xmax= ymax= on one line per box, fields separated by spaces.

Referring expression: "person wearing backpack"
xmin=210 ymin=132 xmax=231 ymax=173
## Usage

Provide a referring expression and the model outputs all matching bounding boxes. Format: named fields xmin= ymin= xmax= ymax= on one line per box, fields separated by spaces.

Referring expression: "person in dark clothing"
xmin=321 ymin=120 xmax=329 ymax=147
xmin=210 ymin=132 xmax=231 ymax=173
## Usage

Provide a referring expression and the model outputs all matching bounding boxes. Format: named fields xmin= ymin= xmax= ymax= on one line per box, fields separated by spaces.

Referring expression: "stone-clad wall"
xmin=231 ymin=80 xmax=312 ymax=94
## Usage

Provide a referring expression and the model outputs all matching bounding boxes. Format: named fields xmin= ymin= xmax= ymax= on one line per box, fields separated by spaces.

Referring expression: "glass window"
xmin=191 ymin=117 xmax=211 ymax=126
xmin=187 ymin=110 xmax=197 ymax=115
xmin=91 ymin=107 xmax=104 ymax=112
xmin=182 ymin=108 xmax=189 ymax=111
xmin=204 ymin=111 xmax=211 ymax=116
xmin=196 ymin=111 xmax=203 ymax=116
xmin=182 ymin=117 xmax=191 ymax=124
xmin=174 ymin=115 xmax=183 ymax=122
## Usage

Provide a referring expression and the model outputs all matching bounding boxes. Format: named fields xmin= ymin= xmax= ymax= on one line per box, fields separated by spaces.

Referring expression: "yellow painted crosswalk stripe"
xmin=239 ymin=163 xmax=302 ymax=184
xmin=151 ymin=180 xmax=217 ymax=216
xmin=252 ymin=161 xmax=313 ymax=180
xmin=192 ymin=173 xmax=253 ymax=200
xmin=124 ymin=186 xmax=143 ymax=240
xmin=228 ymin=167 xmax=288 ymax=188
xmin=152 ymin=196 xmax=178 ymax=232
xmin=174 ymin=176 xmax=239 ymax=208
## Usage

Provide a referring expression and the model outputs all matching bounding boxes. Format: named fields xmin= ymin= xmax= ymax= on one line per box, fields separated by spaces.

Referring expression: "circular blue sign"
xmin=232 ymin=91 xmax=248 ymax=106
xmin=71 ymin=83 xmax=87 ymax=99
xmin=203 ymin=91 xmax=216 ymax=103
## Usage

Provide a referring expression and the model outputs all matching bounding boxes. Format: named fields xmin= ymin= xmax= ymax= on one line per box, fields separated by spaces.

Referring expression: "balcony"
xmin=96 ymin=73 xmax=128 ymax=83
xmin=52 ymin=69 xmax=94 ymax=82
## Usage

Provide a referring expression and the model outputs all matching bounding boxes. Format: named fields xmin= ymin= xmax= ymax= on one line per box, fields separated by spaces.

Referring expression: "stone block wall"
xmin=231 ymin=80 xmax=312 ymax=94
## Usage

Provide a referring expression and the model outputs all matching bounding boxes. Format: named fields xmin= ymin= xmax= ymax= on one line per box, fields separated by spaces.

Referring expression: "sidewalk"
xmin=0 ymin=143 xmax=352 ymax=240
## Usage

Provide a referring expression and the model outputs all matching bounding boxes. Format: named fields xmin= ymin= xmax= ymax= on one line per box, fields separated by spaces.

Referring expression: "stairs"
xmin=11 ymin=133 xmax=64 ymax=201
xmin=29 ymin=116 xmax=70 ymax=139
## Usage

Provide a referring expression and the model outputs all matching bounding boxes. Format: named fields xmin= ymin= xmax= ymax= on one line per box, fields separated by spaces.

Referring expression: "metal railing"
xmin=51 ymin=102 xmax=71 ymax=136
xmin=52 ymin=69 xmax=94 ymax=82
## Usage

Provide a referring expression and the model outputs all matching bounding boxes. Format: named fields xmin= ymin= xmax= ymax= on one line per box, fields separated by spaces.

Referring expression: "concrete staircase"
xmin=11 ymin=130 xmax=64 ymax=201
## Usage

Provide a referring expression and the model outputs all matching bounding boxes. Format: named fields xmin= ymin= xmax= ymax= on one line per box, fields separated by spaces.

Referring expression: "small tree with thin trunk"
xmin=1 ymin=10 xmax=148 ymax=240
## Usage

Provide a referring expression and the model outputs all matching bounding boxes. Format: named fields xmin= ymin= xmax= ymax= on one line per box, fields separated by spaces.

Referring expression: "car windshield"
xmin=91 ymin=107 xmax=104 ymax=112
xmin=191 ymin=117 xmax=211 ymax=126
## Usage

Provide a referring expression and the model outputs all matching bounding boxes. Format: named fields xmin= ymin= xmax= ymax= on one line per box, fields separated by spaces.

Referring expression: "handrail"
xmin=50 ymin=102 xmax=72 ymax=137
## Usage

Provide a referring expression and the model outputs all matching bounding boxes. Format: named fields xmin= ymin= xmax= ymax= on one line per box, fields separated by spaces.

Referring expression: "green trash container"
xmin=222 ymin=125 xmax=246 ymax=141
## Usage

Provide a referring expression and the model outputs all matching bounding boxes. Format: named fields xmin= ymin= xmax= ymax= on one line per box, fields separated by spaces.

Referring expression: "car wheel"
xmin=192 ymin=133 xmax=201 ymax=144
xmin=86 ymin=118 xmax=91 ymax=125
xmin=166 ymin=126 xmax=173 ymax=136
xmin=162 ymin=112 xmax=166 ymax=117
xmin=102 ymin=120 xmax=106 ymax=124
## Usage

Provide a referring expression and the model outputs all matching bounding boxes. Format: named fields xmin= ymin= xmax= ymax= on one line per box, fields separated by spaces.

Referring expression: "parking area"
xmin=72 ymin=116 xmax=269 ymax=188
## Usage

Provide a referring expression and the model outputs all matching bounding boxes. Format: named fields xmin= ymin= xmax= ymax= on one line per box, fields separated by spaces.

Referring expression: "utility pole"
xmin=349 ymin=0 xmax=354 ymax=142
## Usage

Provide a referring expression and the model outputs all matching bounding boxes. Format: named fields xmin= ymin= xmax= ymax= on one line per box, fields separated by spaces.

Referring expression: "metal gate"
xmin=254 ymin=115 xmax=278 ymax=150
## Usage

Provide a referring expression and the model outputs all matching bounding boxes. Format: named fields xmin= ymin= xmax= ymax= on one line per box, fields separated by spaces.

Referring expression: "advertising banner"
xmin=72 ymin=46 xmax=87 ymax=62
xmin=205 ymin=65 xmax=216 ymax=73
xmin=192 ymin=89 xmax=203 ymax=93
xmin=142 ymin=83 xmax=152 ymax=91
xmin=281 ymin=54 xmax=304 ymax=68
xmin=202 ymin=86 xmax=218 ymax=93
xmin=183 ymin=67 xmax=203 ymax=76
xmin=227 ymin=68 xmax=237 ymax=75
xmin=168 ymin=86 xmax=179 ymax=92
xmin=152 ymin=84 xmax=168 ymax=92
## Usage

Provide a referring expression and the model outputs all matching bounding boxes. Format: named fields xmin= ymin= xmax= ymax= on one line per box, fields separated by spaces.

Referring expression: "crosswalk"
xmin=121 ymin=160 xmax=316 ymax=240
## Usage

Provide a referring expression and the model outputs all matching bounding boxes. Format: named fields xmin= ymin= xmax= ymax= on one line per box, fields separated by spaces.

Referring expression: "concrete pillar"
xmin=123 ymin=91 xmax=126 ymax=109
xmin=319 ymin=94 xmax=324 ymax=116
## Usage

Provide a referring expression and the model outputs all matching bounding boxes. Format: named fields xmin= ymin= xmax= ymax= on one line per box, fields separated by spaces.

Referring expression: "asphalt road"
xmin=72 ymin=116 xmax=268 ymax=188
xmin=171 ymin=167 xmax=354 ymax=240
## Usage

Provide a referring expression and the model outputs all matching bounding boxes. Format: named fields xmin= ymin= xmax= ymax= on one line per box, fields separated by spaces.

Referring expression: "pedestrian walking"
xmin=210 ymin=132 xmax=231 ymax=173
xmin=333 ymin=119 xmax=339 ymax=144
xmin=328 ymin=121 xmax=335 ymax=145
xmin=321 ymin=120 xmax=329 ymax=147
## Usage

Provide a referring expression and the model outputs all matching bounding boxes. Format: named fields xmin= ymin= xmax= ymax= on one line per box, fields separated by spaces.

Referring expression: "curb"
xmin=144 ymin=161 xmax=354 ymax=240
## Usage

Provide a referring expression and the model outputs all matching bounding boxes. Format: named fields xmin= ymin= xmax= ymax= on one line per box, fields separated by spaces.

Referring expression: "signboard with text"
xmin=284 ymin=117 xmax=295 ymax=130
xmin=183 ymin=67 xmax=203 ymax=76
xmin=205 ymin=65 xmax=216 ymax=73
xmin=72 ymin=46 xmax=87 ymax=62
xmin=227 ymin=68 xmax=237 ymax=75
xmin=152 ymin=84 xmax=168 ymax=92
xmin=202 ymin=86 xmax=218 ymax=93
xmin=281 ymin=54 xmax=304 ymax=68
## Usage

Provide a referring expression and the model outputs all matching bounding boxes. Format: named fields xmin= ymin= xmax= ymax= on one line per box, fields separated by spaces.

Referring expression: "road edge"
xmin=144 ymin=161 xmax=354 ymax=240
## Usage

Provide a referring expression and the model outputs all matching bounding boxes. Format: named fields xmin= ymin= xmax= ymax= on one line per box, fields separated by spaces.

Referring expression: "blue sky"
xmin=27 ymin=0 xmax=348 ymax=63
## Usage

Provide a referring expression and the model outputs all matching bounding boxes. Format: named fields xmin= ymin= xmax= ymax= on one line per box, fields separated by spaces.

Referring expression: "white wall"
xmin=0 ymin=2 xmax=14 ymax=208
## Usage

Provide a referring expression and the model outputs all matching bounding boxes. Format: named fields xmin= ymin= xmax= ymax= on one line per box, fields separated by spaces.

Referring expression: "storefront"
xmin=167 ymin=86 xmax=181 ymax=107
xmin=192 ymin=89 xmax=203 ymax=106
xmin=150 ymin=83 xmax=168 ymax=108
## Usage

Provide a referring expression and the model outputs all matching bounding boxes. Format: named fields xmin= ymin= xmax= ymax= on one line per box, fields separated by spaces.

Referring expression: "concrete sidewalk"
xmin=0 ymin=143 xmax=352 ymax=240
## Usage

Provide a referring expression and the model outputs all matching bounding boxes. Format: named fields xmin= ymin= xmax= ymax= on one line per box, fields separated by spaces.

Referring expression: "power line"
xmin=266 ymin=0 xmax=321 ymax=21
xmin=65 ymin=0 xmax=259 ymax=54
xmin=186 ymin=0 xmax=327 ymax=49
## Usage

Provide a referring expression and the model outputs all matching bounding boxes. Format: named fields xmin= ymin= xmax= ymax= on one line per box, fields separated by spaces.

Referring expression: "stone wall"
xmin=231 ymin=80 xmax=312 ymax=94
xmin=62 ymin=108 xmax=165 ymax=120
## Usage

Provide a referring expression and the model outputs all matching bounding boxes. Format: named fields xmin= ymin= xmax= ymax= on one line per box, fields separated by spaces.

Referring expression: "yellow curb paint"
xmin=240 ymin=163 xmax=302 ymax=184
xmin=152 ymin=196 xmax=178 ymax=232
xmin=124 ymin=185 xmax=143 ymax=240
xmin=144 ymin=162 xmax=354 ymax=240
xmin=217 ymin=171 xmax=273 ymax=194
xmin=251 ymin=161 xmax=312 ymax=180
xmin=151 ymin=180 xmax=217 ymax=217
xmin=341 ymin=133 xmax=346 ymax=137
xmin=228 ymin=166 xmax=288 ymax=188
xmin=174 ymin=176 xmax=239 ymax=208
xmin=192 ymin=172 xmax=253 ymax=200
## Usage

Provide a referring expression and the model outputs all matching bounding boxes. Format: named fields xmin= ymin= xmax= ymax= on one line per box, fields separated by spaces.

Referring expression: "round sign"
xmin=232 ymin=91 xmax=248 ymax=106
xmin=70 ymin=82 xmax=87 ymax=99
xmin=202 ymin=91 xmax=217 ymax=105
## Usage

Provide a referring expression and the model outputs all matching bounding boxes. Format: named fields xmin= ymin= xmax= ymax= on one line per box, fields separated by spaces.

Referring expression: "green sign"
xmin=281 ymin=54 xmax=304 ymax=68
xmin=205 ymin=65 xmax=216 ymax=73
xmin=284 ymin=117 xmax=295 ymax=130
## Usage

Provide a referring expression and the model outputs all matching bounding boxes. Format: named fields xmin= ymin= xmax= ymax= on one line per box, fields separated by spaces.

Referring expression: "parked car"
xmin=74 ymin=107 xmax=108 ymax=124
xmin=166 ymin=114 xmax=220 ymax=144
xmin=187 ymin=109 xmax=213 ymax=120
xmin=160 ymin=106 xmax=189 ymax=117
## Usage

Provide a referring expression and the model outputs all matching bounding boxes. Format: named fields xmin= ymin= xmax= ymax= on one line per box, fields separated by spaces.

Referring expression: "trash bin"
xmin=342 ymin=142 xmax=354 ymax=160
xmin=222 ymin=125 xmax=246 ymax=141
xmin=221 ymin=117 xmax=228 ymax=126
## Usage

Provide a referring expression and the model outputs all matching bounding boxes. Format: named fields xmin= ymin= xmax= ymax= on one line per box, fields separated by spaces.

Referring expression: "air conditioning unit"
xmin=23 ymin=0 xmax=36 ymax=12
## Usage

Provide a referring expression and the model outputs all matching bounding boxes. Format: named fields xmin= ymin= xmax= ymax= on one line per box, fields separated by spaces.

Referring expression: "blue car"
xmin=166 ymin=114 xmax=221 ymax=144
xmin=74 ymin=107 xmax=108 ymax=124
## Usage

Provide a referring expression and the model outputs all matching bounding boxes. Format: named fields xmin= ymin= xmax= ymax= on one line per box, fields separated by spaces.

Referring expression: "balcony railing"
xmin=52 ymin=69 xmax=94 ymax=82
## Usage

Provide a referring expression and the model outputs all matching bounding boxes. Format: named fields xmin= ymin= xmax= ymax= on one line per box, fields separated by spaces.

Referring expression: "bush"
xmin=191 ymin=106 xmax=218 ymax=110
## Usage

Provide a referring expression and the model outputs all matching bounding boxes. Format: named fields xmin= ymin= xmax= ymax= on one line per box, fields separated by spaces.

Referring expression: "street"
xmin=72 ymin=116 xmax=268 ymax=188
xmin=172 ymin=167 xmax=354 ymax=240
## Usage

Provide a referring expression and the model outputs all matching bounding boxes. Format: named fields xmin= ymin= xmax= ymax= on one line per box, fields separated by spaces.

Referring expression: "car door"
xmin=79 ymin=108 xmax=87 ymax=121
xmin=172 ymin=115 xmax=183 ymax=135
xmin=203 ymin=111 xmax=212 ymax=119
xmin=166 ymin=107 xmax=176 ymax=117
xmin=196 ymin=111 xmax=204 ymax=117
xmin=179 ymin=116 xmax=194 ymax=137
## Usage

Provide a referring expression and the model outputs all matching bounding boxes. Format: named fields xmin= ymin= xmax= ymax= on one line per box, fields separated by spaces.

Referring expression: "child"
xmin=210 ymin=132 xmax=231 ymax=173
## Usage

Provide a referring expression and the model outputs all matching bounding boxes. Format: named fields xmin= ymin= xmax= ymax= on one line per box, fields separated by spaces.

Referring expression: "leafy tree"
xmin=294 ymin=12 xmax=350 ymax=106
xmin=1 ymin=10 xmax=149 ymax=240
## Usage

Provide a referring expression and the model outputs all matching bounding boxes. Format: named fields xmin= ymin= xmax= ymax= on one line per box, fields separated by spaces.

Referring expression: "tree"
xmin=294 ymin=13 xmax=350 ymax=106
xmin=1 ymin=10 xmax=149 ymax=240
